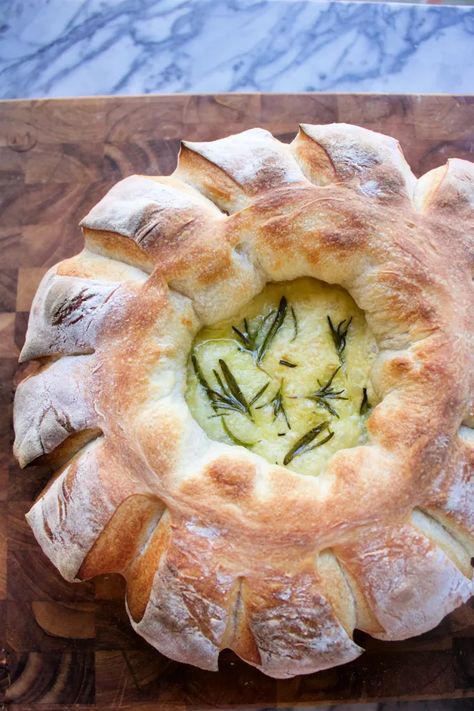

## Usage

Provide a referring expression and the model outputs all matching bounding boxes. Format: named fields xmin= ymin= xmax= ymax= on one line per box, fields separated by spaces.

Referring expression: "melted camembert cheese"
xmin=186 ymin=278 xmax=377 ymax=476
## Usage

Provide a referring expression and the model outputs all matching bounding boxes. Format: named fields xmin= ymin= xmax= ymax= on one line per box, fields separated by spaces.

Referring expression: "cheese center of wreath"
xmin=186 ymin=278 xmax=377 ymax=476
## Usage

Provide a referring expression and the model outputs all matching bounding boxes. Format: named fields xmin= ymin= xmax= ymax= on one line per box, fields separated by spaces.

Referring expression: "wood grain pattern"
xmin=0 ymin=93 xmax=473 ymax=708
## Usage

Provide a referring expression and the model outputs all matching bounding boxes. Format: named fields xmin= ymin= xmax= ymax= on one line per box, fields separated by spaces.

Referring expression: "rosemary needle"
xmin=279 ymin=359 xmax=297 ymax=368
xmin=283 ymin=422 xmax=333 ymax=465
xmin=360 ymin=387 xmax=371 ymax=415
xmin=256 ymin=296 xmax=288 ymax=365
xmin=218 ymin=359 xmax=252 ymax=418
xmin=249 ymin=381 xmax=270 ymax=406
xmin=290 ymin=306 xmax=298 ymax=342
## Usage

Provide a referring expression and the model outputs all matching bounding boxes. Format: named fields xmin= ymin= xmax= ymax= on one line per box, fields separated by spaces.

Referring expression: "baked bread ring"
xmin=13 ymin=124 xmax=474 ymax=679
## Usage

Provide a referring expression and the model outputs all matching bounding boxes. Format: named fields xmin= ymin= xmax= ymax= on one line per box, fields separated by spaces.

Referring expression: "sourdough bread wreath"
xmin=13 ymin=124 xmax=474 ymax=679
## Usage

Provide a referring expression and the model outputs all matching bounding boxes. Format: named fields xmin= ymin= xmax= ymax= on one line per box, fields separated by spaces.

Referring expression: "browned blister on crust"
xmin=13 ymin=124 xmax=474 ymax=678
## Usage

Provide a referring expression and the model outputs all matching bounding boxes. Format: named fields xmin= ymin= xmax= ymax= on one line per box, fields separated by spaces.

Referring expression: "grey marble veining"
xmin=0 ymin=0 xmax=473 ymax=99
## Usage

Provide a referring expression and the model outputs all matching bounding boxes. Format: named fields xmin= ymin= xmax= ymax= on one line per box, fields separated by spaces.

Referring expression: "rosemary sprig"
xmin=192 ymin=354 xmax=255 ymax=420
xmin=328 ymin=315 xmax=352 ymax=361
xmin=283 ymin=421 xmax=333 ymax=465
xmin=232 ymin=318 xmax=260 ymax=353
xmin=221 ymin=417 xmax=258 ymax=448
xmin=257 ymin=379 xmax=290 ymax=429
xmin=279 ymin=359 xmax=297 ymax=368
xmin=217 ymin=359 xmax=252 ymax=418
xmin=232 ymin=310 xmax=275 ymax=355
xmin=360 ymin=387 xmax=371 ymax=415
xmin=232 ymin=297 xmax=288 ymax=367
xmin=306 ymin=366 xmax=348 ymax=419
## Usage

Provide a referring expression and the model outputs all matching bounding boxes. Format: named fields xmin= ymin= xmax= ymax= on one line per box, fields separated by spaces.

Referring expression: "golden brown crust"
xmin=13 ymin=124 xmax=474 ymax=678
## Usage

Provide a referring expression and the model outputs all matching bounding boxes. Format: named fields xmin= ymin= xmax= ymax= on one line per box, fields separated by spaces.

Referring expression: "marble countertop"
xmin=1 ymin=0 xmax=473 ymax=99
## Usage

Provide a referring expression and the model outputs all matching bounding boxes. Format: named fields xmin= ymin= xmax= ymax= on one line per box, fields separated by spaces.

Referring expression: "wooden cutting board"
xmin=1 ymin=94 xmax=473 ymax=709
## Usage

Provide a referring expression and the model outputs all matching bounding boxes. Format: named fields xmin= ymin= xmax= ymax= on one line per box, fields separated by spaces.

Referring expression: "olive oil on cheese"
xmin=186 ymin=278 xmax=377 ymax=476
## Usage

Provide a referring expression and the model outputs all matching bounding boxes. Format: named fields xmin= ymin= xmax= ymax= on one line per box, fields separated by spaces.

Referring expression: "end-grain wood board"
xmin=0 ymin=93 xmax=473 ymax=710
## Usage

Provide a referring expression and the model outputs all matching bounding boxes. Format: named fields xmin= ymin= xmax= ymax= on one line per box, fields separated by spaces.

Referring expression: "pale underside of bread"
xmin=13 ymin=123 xmax=474 ymax=679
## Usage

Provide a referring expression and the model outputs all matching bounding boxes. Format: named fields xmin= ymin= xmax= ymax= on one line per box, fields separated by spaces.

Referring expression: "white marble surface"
xmin=0 ymin=0 xmax=473 ymax=99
